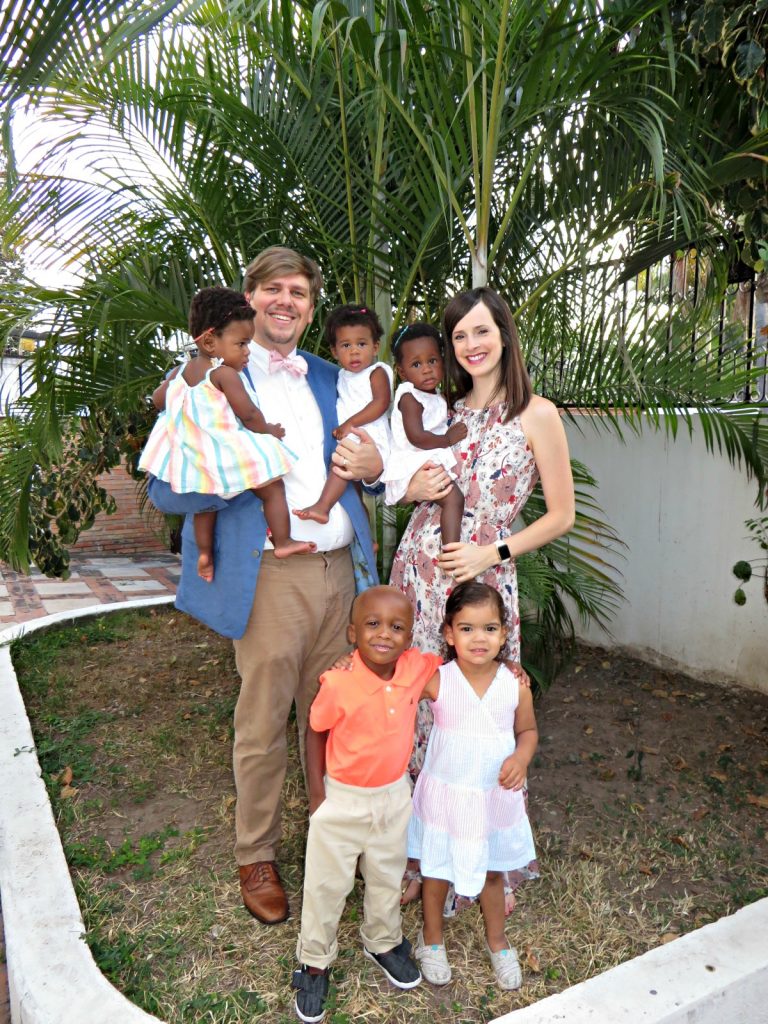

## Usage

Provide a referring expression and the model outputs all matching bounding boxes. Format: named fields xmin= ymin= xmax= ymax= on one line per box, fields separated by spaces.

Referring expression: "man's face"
xmin=246 ymin=273 xmax=315 ymax=351
xmin=347 ymin=587 xmax=413 ymax=679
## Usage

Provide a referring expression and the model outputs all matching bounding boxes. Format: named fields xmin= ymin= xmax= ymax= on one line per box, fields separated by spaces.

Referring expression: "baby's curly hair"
xmin=324 ymin=303 xmax=384 ymax=349
xmin=442 ymin=581 xmax=508 ymax=661
xmin=391 ymin=322 xmax=443 ymax=364
xmin=188 ymin=286 xmax=255 ymax=339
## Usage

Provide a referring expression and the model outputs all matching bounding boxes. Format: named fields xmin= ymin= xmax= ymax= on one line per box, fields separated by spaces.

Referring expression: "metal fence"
xmin=0 ymin=353 xmax=32 ymax=415
xmin=2 ymin=256 xmax=767 ymax=415
xmin=534 ymin=253 xmax=767 ymax=406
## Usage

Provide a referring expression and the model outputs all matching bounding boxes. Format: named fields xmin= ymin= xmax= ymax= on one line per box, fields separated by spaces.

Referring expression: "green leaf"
xmin=734 ymin=40 xmax=765 ymax=83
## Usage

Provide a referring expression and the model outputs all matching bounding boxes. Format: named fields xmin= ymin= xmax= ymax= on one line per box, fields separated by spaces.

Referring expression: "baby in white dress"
xmin=382 ymin=323 xmax=467 ymax=545
xmin=295 ymin=304 xmax=392 ymax=524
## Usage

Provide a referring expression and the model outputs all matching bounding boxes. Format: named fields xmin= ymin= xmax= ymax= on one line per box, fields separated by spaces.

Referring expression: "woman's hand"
xmin=331 ymin=428 xmax=383 ymax=483
xmin=403 ymin=462 xmax=454 ymax=503
xmin=498 ymin=753 xmax=528 ymax=791
xmin=437 ymin=541 xmax=497 ymax=583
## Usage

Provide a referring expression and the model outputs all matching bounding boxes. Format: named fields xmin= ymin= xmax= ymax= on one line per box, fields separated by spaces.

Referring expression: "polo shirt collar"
xmin=352 ymin=648 xmax=416 ymax=694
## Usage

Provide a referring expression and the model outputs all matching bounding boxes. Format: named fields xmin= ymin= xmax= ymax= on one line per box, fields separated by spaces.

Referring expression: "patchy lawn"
xmin=11 ymin=607 xmax=768 ymax=1024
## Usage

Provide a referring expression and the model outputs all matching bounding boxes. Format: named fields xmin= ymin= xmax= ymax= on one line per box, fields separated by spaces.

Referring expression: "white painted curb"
xmin=0 ymin=598 xmax=174 ymax=1024
xmin=491 ymin=897 xmax=768 ymax=1023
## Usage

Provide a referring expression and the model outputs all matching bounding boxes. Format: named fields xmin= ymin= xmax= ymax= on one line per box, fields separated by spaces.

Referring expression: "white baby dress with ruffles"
xmin=336 ymin=360 xmax=393 ymax=459
xmin=381 ymin=382 xmax=458 ymax=504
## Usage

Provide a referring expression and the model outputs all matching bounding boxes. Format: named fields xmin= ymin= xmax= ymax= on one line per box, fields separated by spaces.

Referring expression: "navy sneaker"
xmin=292 ymin=965 xmax=329 ymax=1023
xmin=364 ymin=936 xmax=422 ymax=989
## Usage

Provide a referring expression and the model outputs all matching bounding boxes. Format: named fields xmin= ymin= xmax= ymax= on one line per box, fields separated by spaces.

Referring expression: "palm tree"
xmin=0 ymin=0 xmax=765 ymax=679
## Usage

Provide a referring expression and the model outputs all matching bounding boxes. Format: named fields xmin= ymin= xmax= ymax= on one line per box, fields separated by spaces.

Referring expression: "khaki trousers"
xmin=296 ymin=775 xmax=412 ymax=969
xmin=232 ymin=548 xmax=355 ymax=864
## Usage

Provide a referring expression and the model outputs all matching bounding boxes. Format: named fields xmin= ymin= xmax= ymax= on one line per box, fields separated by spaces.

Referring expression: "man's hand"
xmin=331 ymin=428 xmax=383 ymax=483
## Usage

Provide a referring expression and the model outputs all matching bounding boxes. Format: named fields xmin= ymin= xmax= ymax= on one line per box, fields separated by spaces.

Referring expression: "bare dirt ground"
xmin=11 ymin=607 xmax=768 ymax=1024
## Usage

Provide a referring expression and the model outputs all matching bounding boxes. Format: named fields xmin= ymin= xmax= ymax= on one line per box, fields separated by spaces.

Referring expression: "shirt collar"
xmin=352 ymin=648 xmax=418 ymax=693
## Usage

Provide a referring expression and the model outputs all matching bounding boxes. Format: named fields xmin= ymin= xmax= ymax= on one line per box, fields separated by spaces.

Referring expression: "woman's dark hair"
xmin=324 ymin=303 xmax=384 ymax=348
xmin=442 ymin=287 xmax=532 ymax=421
xmin=189 ymin=286 xmax=255 ymax=339
xmin=391 ymin=321 xmax=443 ymax=365
xmin=442 ymin=581 xmax=507 ymax=660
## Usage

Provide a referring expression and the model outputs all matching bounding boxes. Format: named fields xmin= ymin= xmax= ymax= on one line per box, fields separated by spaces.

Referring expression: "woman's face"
xmin=450 ymin=301 xmax=503 ymax=382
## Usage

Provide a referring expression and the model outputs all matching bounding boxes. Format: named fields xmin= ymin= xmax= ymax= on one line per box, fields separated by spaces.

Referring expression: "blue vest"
xmin=146 ymin=350 xmax=379 ymax=638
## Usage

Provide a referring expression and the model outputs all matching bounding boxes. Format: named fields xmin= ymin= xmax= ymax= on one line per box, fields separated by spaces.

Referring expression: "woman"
xmin=389 ymin=286 xmax=575 ymax=909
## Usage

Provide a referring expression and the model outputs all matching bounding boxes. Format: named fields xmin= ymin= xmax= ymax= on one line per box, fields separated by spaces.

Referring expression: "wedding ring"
xmin=342 ymin=457 xmax=348 ymax=468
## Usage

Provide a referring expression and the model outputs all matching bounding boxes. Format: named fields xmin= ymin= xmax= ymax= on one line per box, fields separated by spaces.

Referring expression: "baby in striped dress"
xmin=139 ymin=286 xmax=315 ymax=581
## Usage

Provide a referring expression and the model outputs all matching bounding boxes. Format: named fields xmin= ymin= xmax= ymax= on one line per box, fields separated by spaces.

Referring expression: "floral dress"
xmin=389 ymin=399 xmax=540 ymax=912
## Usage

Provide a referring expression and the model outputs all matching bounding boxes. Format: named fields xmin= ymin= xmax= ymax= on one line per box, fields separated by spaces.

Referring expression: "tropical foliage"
xmin=0 ymin=0 xmax=766 ymax=680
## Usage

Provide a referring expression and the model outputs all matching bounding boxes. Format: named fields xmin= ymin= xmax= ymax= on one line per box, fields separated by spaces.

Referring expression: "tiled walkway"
xmin=0 ymin=553 xmax=180 ymax=626
xmin=0 ymin=551 xmax=180 ymax=1024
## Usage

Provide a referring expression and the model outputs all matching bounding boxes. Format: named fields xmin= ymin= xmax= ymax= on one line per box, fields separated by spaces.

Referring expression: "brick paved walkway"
xmin=0 ymin=554 xmax=180 ymax=626
xmin=0 ymin=552 xmax=180 ymax=1023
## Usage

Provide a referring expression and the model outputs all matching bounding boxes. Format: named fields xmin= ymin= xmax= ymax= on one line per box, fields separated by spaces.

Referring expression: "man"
xmin=148 ymin=246 xmax=383 ymax=925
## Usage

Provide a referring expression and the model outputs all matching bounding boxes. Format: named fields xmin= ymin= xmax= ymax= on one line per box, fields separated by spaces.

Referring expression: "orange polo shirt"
xmin=310 ymin=648 xmax=441 ymax=787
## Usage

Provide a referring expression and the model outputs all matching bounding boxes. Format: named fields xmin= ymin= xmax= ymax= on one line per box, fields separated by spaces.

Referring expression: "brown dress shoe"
xmin=239 ymin=861 xmax=289 ymax=924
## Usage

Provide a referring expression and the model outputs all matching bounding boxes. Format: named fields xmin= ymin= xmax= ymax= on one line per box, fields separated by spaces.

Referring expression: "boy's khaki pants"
xmin=297 ymin=775 xmax=412 ymax=969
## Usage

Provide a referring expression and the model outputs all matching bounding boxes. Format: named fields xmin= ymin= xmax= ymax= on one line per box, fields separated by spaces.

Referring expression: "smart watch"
xmin=496 ymin=541 xmax=512 ymax=564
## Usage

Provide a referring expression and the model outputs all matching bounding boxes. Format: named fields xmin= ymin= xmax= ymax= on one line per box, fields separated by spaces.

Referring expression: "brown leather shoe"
xmin=239 ymin=861 xmax=289 ymax=924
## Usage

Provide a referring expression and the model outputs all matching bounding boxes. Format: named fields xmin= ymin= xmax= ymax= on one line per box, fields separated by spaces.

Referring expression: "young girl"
xmin=382 ymin=324 xmax=467 ymax=546
xmin=139 ymin=286 xmax=315 ymax=581
xmin=409 ymin=581 xmax=538 ymax=991
xmin=295 ymin=303 xmax=392 ymax=524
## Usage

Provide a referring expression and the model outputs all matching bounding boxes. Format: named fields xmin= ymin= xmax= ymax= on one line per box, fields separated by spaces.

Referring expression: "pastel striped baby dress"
xmin=407 ymin=660 xmax=536 ymax=899
xmin=139 ymin=367 xmax=295 ymax=497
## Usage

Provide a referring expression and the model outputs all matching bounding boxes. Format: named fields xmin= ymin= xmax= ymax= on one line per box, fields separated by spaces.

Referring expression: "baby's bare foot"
xmin=293 ymin=504 xmax=331 ymax=525
xmin=273 ymin=538 xmax=317 ymax=558
xmin=197 ymin=552 xmax=214 ymax=582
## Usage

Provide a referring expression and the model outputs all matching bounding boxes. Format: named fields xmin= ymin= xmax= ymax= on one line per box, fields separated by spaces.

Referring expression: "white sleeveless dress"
xmin=382 ymin=382 xmax=458 ymax=504
xmin=407 ymin=661 xmax=536 ymax=899
xmin=336 ymin=361 xmax=393 ymax=459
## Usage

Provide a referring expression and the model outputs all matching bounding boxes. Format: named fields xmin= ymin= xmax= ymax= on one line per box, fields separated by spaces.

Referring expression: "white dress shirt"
xmin=247 ymin=343 xmax=354 ymax=551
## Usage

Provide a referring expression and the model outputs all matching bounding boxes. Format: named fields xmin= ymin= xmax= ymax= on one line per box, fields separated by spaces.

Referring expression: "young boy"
xmin=291 ymin=585 xmax=441 ymax=1023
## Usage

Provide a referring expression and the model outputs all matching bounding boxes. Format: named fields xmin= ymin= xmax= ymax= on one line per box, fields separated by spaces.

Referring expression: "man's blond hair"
xmin=243 ymin=246 xmax=323 ymax=305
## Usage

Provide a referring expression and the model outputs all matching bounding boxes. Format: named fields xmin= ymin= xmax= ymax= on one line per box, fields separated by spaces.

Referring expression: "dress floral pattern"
xmin=389 ymin=399 xmax=540 ymax=913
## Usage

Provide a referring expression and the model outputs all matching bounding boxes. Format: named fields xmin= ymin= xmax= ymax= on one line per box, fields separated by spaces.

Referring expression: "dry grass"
xmin=11 ymin=607 xmax=768 ymax=1023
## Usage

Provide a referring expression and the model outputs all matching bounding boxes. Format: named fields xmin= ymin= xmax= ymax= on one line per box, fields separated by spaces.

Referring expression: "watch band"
xmin=496 ymin=541 xmax=512 ymax=563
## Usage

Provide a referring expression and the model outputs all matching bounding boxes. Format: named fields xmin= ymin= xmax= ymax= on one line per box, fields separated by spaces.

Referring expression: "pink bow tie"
xmin=268 ymin=350 xmax=308 ymax=378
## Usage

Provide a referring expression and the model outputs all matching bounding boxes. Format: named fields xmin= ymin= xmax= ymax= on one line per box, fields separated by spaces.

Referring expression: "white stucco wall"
xmin=564 ymin=412 xmax=767 ymax=693
xmin=0 ymin=355 xmax=29 ymax=412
